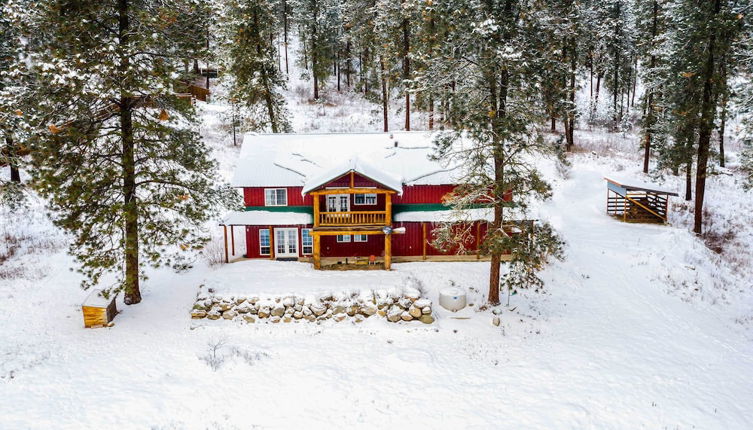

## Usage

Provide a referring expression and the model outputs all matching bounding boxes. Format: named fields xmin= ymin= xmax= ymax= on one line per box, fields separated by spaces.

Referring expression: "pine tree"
xmin=18 ymin=0 xmax=238 ymax=303
xmin=293 ymin=0 xmax=340 ymax=100
xmin=423 ymin=0 xmax=564 ymax=305
xmin=221 ymin=0 xmax=291 ymax=132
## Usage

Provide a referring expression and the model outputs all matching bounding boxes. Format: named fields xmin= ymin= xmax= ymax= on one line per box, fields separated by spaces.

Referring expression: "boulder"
xmin=310 ymin=304 xmax=327 ymax=316
xmin=235 ymin=297 xmax=246 ymax=305
xmin=294 ymin=304 xmax=302 ymax=312
xmin=377 ymin=309 xmax=387 ymax=318
xmin=243 ymin=314 xmax=256 ymax=323
xmin=207 ymin=311 xmax=221 ymax=320
xmin=271 ymin=305 xmax=285 ymax=317
xmin=190 ymin=309 xmax=207 ymax=319
xmin=249 ymin=305 xmax=259 ymax=315
xmin=222 ymin=310 xmax=237 ymax=320
xmin=248 ymin=296 xmax=260 ymax=305
xmin=283 ymin=316 xmax=292 ymax=323
xmin=422 ymin=306 xmax=432 ymax=315
xmin=419 ymin=314 xmax=435 ymax=324
xmin=387 ymin=308 xmax=403 ymax=322
xmin=219 ymin=302 xmax=233 ymax=311
xmin=302 ymin=306 xmax=313 ymax=317
xmin=397 ymin=297 xmax=413 ymax=309
xmin=346 ymin=305 xmax=360 ymax=317
xmin=414 ymin=298 xmax=431 ymax=309
xmin=296 ymin=297 xmax=305 ymax=306
xmin=333 ymin=314 xmax=347 ymax=322
xmin=492 ymin=316 xmax=501 ymax=327
xmin=305 ymin=315 xmax=316 ymax=322
xmin=270 ymin=316 xmax=281 ymax=323
xmin=354 ymin=315 xmax=365 ymax=323
xmin=361 ymin=305 xmax=377 ymax=316
xmin=332 ymin=305 xmax=346 ymax=315
xmin=408 ymin=306 xmax=422 ymax=319
xmin=236 ymin=304 xmax=250 ymax=314
xmin=282 ymin=296 xmax=295 ymax=307
xmin=258 ymin=307 xmax=271 ymax=318
xmin=400 ymin=311 xmax=413 ymax=321
xmin=293 ymin=311 xmax=303 ymax=319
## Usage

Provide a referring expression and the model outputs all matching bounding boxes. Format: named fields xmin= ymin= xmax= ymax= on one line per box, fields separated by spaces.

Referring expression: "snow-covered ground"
xmin=2 ymin=148 xmax=752 ymax=428
xmin=2 ymin=34 xmax=753 ymax=429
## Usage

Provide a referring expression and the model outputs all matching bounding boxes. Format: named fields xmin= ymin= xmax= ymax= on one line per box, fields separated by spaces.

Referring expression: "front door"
xmin=274 ymin=228 xmax=299 ymax=258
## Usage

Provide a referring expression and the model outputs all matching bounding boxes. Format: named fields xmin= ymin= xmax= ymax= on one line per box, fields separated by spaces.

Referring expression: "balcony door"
xmin=326 ymin=195 xmax=350 ymax=212
xmin=274 ymin=228 xmax=299 ymax=258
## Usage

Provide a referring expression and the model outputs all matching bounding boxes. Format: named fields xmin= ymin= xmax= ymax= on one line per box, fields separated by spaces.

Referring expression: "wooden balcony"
xmin=318 ymin=211 xmax=388 ymax=227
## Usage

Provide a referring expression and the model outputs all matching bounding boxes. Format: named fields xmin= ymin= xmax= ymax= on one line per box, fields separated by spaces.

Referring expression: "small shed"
xmin=82 ymin=289 xmax=118 ymax=328
xmin=605 ymin=177 xmax=678 ymax=223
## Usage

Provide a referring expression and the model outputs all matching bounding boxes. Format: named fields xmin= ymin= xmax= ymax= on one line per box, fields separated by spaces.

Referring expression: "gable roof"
xmin=301 ymin=156 xmax=403 ymax=194
xmin=231 ymin=131 xmax=463 ymax=190
xmin=605 ymin=177 xmax=679 ymax=196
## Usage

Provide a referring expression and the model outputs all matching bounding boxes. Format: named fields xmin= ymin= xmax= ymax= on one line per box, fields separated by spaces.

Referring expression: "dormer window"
xmin=264 ymin=188 xmax=288 ymax=206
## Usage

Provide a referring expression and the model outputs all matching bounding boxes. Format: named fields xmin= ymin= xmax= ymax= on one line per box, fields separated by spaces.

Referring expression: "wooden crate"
xmin=82 ymin=289 xmax=118 ymax=328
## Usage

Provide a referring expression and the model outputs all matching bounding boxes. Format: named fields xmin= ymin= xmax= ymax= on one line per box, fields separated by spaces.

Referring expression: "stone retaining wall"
xmin=190 ymin=289 xmax=435 ymax=324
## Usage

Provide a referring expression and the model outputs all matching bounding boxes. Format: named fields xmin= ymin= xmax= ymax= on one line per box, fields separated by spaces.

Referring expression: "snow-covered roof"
xmin=301 ymin=156 xmax=403 ymax=194
xmin=231 ymin=132 xmax=463 ymax=190
xmin=605 ymin=177 xmax=679 ymax=196
xmin=221 ymin=211 xmax=313 ymax=226
xmin=394 ymin=208 xmax=494 ymax=222
xmin=82 ymin=289 xmax=114 ymax=308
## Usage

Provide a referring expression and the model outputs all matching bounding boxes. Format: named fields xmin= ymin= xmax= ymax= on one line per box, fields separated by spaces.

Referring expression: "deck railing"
xmin=318 ymin=211 xmax=388 ymax=226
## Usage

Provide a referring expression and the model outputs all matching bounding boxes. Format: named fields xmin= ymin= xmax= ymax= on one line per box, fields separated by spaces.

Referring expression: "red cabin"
xmin=220 ymin=132 xmax=511 ymax=269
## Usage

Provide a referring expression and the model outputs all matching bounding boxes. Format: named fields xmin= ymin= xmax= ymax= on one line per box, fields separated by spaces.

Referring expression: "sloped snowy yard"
xmin=1 ymin=151 xmax=752 ymax=429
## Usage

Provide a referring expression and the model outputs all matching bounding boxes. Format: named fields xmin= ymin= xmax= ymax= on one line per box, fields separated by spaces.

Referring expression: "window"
xmin=302 ymin=229 xmax=313 ymax=254
xmin=354 ymin=193 xmax=377 ymax=205
xmin=259 ymin=229 xmax=270 ymax=255
xmin=354 ymin=234 xmax=368 ymax=242
xmin=336 ymin=235 xmax=351 ymax=243
xmin=264 ymin=188 xmax=288 ymax=206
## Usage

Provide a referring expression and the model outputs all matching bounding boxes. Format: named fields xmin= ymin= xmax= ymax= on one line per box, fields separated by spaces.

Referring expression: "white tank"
xmin=438 ymin=287 xmax=467 ymax=312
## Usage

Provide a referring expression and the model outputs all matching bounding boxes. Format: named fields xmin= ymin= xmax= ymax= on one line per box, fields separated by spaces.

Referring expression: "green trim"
xmin=245 ymin=206 xmax=314 ymax=214
xmin=392 ymin=203 xmax=499 ymax=213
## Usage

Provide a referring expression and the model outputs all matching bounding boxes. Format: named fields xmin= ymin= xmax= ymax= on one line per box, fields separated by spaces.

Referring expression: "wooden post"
xmin=384 ymin=233 xmax=392 ymax=270
xmin=313 ymin=233 xmax=321 ymax=269
xmin=230 ymin=225 xmax=235 ymax=256
xmin=385 ymin=193 xmax=392 ymax=225
xmin=422 ymin=222 xmax=427 ymax=260
xmin=223 ymin=225 xmax=229 ymax=264
xmin=476 ymin=222 xmax=481 ymax=260
xmin=313 ymin=193 xmax=320 ymax=227
xmin=269 ymin=225 xmax=275 ymax=260
xmin=349 ymin=171 xmax=355 ymax=188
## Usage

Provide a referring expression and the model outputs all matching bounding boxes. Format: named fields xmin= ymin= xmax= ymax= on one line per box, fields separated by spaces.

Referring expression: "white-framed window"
xmin=259 ymin=229 xmax=270 ymax=255
xmin=354 ymin=193 xmax=377 ymax=205
xmin=354 ymin=234 xmax=368 ymax=242
xmin=301 ymin=229 xmax=313 ymax=254
xmin=264 ymin=188 xmax=288 ymax=206
xmin=336 ymin=235 xmax=351 ymax=243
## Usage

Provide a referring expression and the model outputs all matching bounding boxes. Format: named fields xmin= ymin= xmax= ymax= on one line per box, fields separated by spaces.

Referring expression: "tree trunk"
xmin=402 ymin=3 xmax=410 ymax=131
xmin=283 ymin=0 xmax=289 ymax=75
xmin=428 ymin=95 xmax=434 ymax=130
xmin=565 ymin=38 xmax=576 ymax=150
xmin=718 ymin=62 xmax=728 ymax=167
xmin=380 ymin=56 xmax=388 ymax=132
xmin=693 ymin=0 xmax=721 ymax=235
xmin=5 ymin=137 xmax=20 ymax=183
xmin=336 ymin=49 xmax=341 ymax=92
xmin=551 ymin=116 xmax=556 ymax=132
xmin=254 ymin=10 xmax=279 ymax=132
xmin=643 ymin=0 xmax=658 ymax=174
xmin=685 ymin=158 xmax=692 ymax=201
xmin=594 ymin=73 xmax=601 ymax=115
xmin=118 ymin=0 xmax=141 ymax=305
xmin=345 ymin=40 xmax=351 ymax=88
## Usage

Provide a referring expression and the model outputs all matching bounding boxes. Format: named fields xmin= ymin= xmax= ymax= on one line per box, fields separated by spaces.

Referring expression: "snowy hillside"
xmin=2 ymin=86 xmax=753 ymax=429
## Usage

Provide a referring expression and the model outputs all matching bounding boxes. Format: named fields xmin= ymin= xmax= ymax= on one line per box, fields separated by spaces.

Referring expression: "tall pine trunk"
xmin=565 ymin=38 xmax=576 ymax=150
xmin=118 ymin=0 xmax=141 ymax=305
xmin=693 ymin=0 xmax=721 ymax=235
xmin=5 ymin=137 xmax=20 ymax=183
xmin=718 ymin=63 xmax=728 ymax=167
xmin=401 ymin=4 xmax=410 ymax=131
xmin=380 ymin=56 xmax=388 ymax=132
xmin=283 ymin=0 xmax=289 ymax=75
xmin=643 ymin=0 xmax=658 ymax=174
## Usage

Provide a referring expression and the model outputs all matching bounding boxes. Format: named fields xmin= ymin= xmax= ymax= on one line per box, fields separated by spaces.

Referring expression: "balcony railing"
xmin=318 ymin=211 xmax=388 ymax=226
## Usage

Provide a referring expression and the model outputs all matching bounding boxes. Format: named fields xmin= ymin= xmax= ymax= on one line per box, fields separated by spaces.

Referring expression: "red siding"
xmin=394 ymin=185 xmax=455 ymax=204
xmin=324 ymin=173 xmax=382 ymax=189
xmin=242 ymin=222 xmax=493 ymax=259
xmin=244 ymin=187 xmax=312 ymax=207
